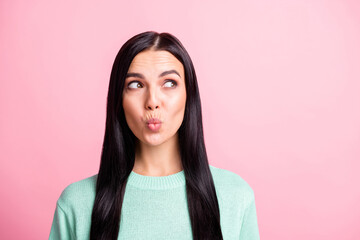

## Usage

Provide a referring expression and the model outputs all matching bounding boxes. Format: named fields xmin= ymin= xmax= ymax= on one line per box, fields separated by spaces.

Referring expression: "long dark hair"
xmin=90 ymin=31 xmax=223 ymax=240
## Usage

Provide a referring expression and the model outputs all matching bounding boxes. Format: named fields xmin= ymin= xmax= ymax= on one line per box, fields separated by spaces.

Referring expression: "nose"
xmin=147 ymin=104 xmax=159 ymax=110
xmin=145 ymin=87 xmax=160 ymax=110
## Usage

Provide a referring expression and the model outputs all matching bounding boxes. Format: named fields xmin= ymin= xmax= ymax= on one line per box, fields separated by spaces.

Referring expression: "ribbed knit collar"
xmin=126 ymin=169 xmax=186 ymax=190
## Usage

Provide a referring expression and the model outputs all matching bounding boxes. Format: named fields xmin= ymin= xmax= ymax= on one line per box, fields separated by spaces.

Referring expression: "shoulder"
xmin=209 ymin=164 xmax=255 ymax=203
xmin=56 ymin=174 xmax=98 ymax=212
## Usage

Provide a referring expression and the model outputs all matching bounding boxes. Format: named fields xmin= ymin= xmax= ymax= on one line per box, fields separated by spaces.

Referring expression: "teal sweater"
xmin=49 ymin=165 xmax=260 ymax=239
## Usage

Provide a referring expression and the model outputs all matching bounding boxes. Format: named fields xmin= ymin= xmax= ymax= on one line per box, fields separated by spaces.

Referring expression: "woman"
xmin=49 ymin=31 xmax=260 ymax=240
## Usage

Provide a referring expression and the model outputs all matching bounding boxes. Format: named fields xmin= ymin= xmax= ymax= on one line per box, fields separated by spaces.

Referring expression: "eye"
xmin=128 ymin=81 xmax=143 ymax=89
xmin=164 ymin=80 xmax=178 ymax=88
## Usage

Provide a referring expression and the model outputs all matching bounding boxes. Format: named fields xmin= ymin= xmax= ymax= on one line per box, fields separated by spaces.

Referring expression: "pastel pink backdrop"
xmin=0 ymin=0 xmax=359 ymax=239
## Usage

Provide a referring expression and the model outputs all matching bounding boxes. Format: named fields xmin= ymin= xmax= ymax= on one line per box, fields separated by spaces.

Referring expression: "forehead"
xmin=128 ymin=50 xmax=184 ymax=77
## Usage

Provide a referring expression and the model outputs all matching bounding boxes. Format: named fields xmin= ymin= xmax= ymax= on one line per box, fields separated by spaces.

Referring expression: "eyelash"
xmin=127 ymin=80 xmax=178 ymax=89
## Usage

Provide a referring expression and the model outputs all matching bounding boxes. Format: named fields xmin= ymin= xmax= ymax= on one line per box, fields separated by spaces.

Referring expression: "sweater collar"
xmin=126 ymin=169 xmax=186 ymax=190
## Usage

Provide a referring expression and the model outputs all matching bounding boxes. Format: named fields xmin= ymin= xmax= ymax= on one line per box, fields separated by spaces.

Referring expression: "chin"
xmin=142 ymin=134 xmax=164 ymax=146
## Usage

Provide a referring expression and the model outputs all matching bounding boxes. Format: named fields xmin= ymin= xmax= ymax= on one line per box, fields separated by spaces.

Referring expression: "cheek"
xmin=168 ymin=91 xmax=186 ymax=117
xmin=123 ymin=97 xmax=140 ymax=124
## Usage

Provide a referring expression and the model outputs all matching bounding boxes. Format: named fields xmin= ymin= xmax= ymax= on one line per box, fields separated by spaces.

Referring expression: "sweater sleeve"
xmin=49 ymin=203 xmax=75 ymax=240
xmin=239 ymin=190 xmax=260 ymax=240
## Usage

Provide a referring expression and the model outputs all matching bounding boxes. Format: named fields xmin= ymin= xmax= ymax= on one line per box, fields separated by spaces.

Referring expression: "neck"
xmin=133 ymin=133 xmax=183 ymax=176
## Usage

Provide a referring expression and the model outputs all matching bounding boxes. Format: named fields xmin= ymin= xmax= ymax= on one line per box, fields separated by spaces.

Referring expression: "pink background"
xmin=1 ymin=0 xmax=359 ymax=239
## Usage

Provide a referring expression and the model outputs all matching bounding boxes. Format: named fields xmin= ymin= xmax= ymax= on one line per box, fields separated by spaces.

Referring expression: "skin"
xmin=122 ymin=49 xmax=187 ymax=176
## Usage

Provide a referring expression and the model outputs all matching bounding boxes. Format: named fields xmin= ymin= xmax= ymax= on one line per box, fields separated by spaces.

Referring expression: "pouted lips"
xmin=146 ymin=118 xmax=162 ymax=124
xmin=146 ymin=118 xmax=162 ymax=131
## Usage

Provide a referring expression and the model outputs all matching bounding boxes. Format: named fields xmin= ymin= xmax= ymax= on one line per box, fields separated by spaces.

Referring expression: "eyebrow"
xmin=126 ymin=70 xmax=181 ymax=79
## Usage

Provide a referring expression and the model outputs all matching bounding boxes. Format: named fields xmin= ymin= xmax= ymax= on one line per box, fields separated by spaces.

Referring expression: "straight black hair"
xmin=90 ymin=31 xmax=223 ymax=240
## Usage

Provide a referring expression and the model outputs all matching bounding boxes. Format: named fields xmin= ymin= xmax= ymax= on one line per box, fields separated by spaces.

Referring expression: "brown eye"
xmin=128 ymin=81 xmax=143 ymax=89
xmin=164 ymin=80 xmax=178 ymax=88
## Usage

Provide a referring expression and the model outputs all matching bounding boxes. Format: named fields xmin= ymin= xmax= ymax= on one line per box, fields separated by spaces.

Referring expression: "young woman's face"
xmin=122 ymin=49 xmax=186 ymax=146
